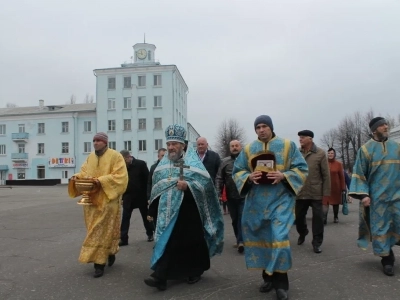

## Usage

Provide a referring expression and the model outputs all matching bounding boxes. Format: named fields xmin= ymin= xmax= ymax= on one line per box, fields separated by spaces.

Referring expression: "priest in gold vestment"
xmin=68 ymin=132 xmax=128 ymax=278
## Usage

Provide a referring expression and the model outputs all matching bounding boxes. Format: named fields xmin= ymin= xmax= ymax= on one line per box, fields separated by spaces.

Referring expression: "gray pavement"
xmin=0 ymin=186 xmax=399 ymax=300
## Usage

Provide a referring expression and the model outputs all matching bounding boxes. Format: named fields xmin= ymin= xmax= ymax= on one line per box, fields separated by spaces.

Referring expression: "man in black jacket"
xmin=120 ymin=150 xmax=152 ymax=245
xmin=216 ymin=140 xmax=245 ymax=253
xmin=147 ymin=148 xmax=166 ymax=200
xmin=196 ymin=137 xmax=221 ymax=184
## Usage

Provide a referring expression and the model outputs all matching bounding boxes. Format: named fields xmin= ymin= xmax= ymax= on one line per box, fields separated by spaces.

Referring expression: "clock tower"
xmin=133 ymin=43 xmax=157 ymax=65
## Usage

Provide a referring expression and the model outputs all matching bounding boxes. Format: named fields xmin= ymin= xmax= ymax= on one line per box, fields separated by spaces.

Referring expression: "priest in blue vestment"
xmin=144 ymin=124 xmax=224 ymax=291
xmin=349 ymin=117 xmax=400 ymax=277
xmin=233 ymin=115 xmax=308 ymax=300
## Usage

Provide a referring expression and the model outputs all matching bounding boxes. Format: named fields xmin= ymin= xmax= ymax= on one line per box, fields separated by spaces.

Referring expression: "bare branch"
xmin=214 ymin=118 xmax=247 ymax=158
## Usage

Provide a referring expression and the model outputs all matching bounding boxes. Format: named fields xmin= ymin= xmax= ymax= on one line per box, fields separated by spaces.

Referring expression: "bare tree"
xmin=90 ymin=95 xmax=95 ymax=103
xmin=83 ymin=93 xmax=90 ymax=103
xmin=68 ymin=94 xmax=76 ymax=104
xmin=6 ymin=102 xmax=18 ymax=108
xmin=214 ymin=118 xmax=247 ymax=158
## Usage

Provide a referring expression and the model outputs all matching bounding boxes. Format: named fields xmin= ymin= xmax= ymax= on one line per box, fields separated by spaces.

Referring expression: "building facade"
xmin=391 ymin=125 xmax=400 ymax=143
xmin=0 ymin=43 xmax=200 ymax=184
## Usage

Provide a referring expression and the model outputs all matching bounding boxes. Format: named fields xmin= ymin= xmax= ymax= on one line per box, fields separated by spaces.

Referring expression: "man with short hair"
xmin=144 ymin=125 xmax=224 ymax=291
xmin=216 ymin=140 xmax=245 ymax=253
xmin=119 ymin=150 xmax=152 ymax=245
xmin=296 ymin=130 xmax=330 ymax=254
xmin=68 ymin=132 xmax=128 ymax=278
xmin=233 ymin=115 xmax=308 ymax=300
xmin=196 ymin=137 xmax=221 ymax=183
xmin=349 ymin=117 xmax=400 ymax=276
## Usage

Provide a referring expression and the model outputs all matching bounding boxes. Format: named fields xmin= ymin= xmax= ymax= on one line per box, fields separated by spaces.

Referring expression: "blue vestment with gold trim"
xmin=233 ymin=137 xmax=308 ymax=274
xmin=149 ymin=145 xmax=224 ymax=269
xmin=349 ymin=138 xmax=400 ymax=256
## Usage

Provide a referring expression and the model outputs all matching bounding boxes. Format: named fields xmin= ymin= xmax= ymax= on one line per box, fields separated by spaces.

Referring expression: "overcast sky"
xmin=1 ymin=0 xmax=399 ymax=148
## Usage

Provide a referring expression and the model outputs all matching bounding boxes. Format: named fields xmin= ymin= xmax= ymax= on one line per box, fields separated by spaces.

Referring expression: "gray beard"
xmin=168 ymin=150 xmax=183 ymax=162
xmin=374 ymin=132 xmax=388 ymax=142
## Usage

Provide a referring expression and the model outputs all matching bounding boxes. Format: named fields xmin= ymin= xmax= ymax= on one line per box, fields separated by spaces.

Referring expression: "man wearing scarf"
xmin=144 ymin=124 xmax=224 ymax=291
xmin=68 ymin=132 xmax=128 ymax=278
xmin=349 ymin=117 xmax=400 ymax=276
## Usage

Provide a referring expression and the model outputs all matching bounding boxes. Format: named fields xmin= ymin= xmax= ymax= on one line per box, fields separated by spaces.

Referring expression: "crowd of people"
xmin=68 ymin=115 xmax=400 ymax=300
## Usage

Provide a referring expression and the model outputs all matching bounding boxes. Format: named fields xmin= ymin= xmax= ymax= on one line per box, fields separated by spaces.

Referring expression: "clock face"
xmin=137 ymin=49 xmax=147 ymax=59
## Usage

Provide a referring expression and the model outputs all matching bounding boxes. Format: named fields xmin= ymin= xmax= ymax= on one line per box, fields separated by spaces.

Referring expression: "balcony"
xmin=11 ymin=153 xmax=28 ymax=161
xmin=12 ymin=133 xmax=29 ymax=142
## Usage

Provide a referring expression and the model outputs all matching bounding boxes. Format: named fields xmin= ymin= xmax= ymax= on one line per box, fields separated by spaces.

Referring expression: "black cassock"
xmin=148 ymin=189 xmax=210 ymax=281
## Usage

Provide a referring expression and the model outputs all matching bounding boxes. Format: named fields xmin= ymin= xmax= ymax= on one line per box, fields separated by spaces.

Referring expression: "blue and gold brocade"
xmin=233 ymin=137 xmax=308 ymax=274
xmin=349 ymin=138 xmax=400 ymax=256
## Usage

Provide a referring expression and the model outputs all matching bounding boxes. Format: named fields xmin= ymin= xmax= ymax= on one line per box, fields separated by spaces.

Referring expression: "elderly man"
xmin=216 ymin=140 xmax=245 ymax=253
xmin=296 ymin=130 xmax=330 ymax=254
xmin=144 ymin=125 xmax=224 ymax=291
xmin=349 ymin=117 xmax=400 ymax=276
xmin=233 ymin=115 xmax=308 ymax=300
xmin=196 ymin=137 xmax=221 ymax=183
xmin=119 ymin=150 xmax=152 ymax=245
xmin=68 ymin=132 xmax=128 ymax=278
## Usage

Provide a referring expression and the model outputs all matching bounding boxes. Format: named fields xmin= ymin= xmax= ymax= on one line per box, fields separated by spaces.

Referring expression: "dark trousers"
xmin=121 ymin=205 xmax=154 ymax=242
xmin=295 ymin=199 xmax=324 ymax=247
xmin=263 ymin=270 xmax=289 ymax=290
xmin=226 ymin=198 xmax=244 ymax=244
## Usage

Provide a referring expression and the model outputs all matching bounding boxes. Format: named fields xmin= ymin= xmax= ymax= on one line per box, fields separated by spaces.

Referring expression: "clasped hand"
xmin=361 ymin=197 xmax=371 ymax=207
xmin=176 ymin=180 xmax=188 ymax=191
xmin=249 ymin=170 xmax=284 ymax=185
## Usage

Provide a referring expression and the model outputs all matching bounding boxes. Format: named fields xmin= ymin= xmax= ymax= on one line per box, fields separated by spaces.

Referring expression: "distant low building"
xmin=391 ymin=124 xmax=400 ymax=143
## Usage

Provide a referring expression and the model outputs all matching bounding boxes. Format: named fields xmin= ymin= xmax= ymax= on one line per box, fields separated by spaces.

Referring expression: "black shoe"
xmin=259 ymin=281 xmax=273 ymax=293
xmin=313 ymin=245 xmax=322 ymax=253
xmin=119 ymin=240 xmax=128 ymax=246
xmin=93 ymin=264 xmax=105 ymax=278
xmin=238 ymin=243 xmax=244 ymax=254
xmin=108 ymin=255 xmax=115 ymax=267
xmin=383 ymin=265 xmax=394 ymax=276
xmin=276 ymin=289 xmax=289 ymax=300
xmin=187 ymin=276 xmax=201 ymax=284
xmin=144 ymin=277 xmax=167 ymax=290
xmin=334 ymin=217 xmax=339 ymax=223
xmin=147 ymin=235 xmax=154 ymax=242
xmin=297 ymin=236 xmax=306 ymax=245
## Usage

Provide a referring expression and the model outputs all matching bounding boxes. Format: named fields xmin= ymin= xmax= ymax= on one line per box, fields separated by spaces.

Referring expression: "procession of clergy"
xmin=68 ymin=115 xmax=400 ymax=300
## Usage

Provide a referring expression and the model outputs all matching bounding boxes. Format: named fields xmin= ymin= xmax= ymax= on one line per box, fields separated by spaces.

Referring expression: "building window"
xmin=148 ymin=51 xmax=151 ymax=60
xmin=38 ymin=123 xmax=45 ymax=134
xmin=18 ymin=124 xmax=25 ymax=133
xmin=123 ymin=119 xmax=131 ymax=131
xmin=154 ymin=118 xmax=162 ymax=129
xmin=154 ymin=96 xmax=162 ymax=107
xmin=38 ymin=143 xmax=45 ymax=154
xmin=108 ymin=77 xmax=116 ymax=89
xmin=0 ymin=145 xmax=5 ymax=155
xmin=17 ymin=170 xmax=25 ymax=179
xmin=0 ymin=124 xmax=5 ymax=135
xmin=108 ymin=141 xmax=116 ymax=150
xmin=138 ymin=118 xmax=146 ymax=130
xmin=155 ymin=139 xmax=163 ymax=150
xmin=124 ymin=141 xmax=132 ymax=151
xmin=37 ymin=165 xmax=45 ymax=179
xmin=84 ymin=142 xmax=91 ymax=153
xmin=62 ymin=122 xmax=69 ymax=133
xmin=138 ymin=96 xmax=146 ymax=108
xmin=84 ymin=121 xmax=92 ymax=132
xmin=62 ymin=142 xmax=69 ymax=154
xmin=18 ymin=143 xmax=25 ymax=153
xmin=123 ymin=97 xmax=131 ymax=109
xmin=123 ymin=76 xmax=131 ymax=88
xmin=139 ymin=140 xmax=147 ymax=151
xmin=62 ymin=171 xmax=68 ymax=179
xmin=138 ymin=75 xmax=146 ymax=87
xmin=108 ymin=120 xmax=116 ymax=131
xmin=154 ymin=75 xmax=162 ymax=86
xmin=108 ymin=98 xmax=116 ymax=110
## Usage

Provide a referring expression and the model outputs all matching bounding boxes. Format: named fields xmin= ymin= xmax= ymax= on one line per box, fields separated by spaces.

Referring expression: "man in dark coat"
xmin=120 ymin=150 xmax=152 ymax=245
xmin=147 ymin=148 xmax=167 ymax=200
xmin=196 ymin=137 xmax=221 ymax=184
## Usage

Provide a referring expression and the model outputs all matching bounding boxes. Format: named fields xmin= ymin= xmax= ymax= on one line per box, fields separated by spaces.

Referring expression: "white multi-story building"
xmin=0 ymin=43 xmax=200 ymax=184
xmin=391 ymin=125 xmax=400 ymax=143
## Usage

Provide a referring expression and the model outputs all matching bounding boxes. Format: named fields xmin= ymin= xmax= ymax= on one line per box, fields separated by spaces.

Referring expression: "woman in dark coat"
xmin=322 ymin=148 xmax=345 ymax=224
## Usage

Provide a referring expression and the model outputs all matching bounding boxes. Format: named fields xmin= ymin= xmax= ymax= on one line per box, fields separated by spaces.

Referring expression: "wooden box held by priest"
xmin=251 ymin=151 xmax=276 ymax=184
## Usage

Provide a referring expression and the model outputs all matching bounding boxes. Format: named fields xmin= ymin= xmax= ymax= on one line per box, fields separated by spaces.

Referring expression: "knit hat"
xmin=165 ymin=124 xmax=186 ymax=144
xmin=254 ymin=115 xmax=274 ymax=131
xmin=369 ymin=117 xmax=387 ymax=132
xmin=93 ymin=132 xmax=108 ymax=144
xmin=298 ymin=130 xmax=314 ymax=138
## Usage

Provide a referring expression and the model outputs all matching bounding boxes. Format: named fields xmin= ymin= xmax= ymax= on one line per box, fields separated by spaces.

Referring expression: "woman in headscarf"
xmin=323 ymin=148 xmax=345 ymax=224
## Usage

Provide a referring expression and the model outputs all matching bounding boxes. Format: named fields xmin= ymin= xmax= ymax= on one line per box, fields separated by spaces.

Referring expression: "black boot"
xmin=93 ymin=264 xmax=105 ymax=278
xmin=276 ymin=289 xmax=289 ymax=300
xmin=260 ymin=270 xmax=273 ymax=293
xmin=381 ymin=249 xmax=395 ymax=276
xmin=108 ymin=255 xmax=116 ymax=267
xmin=144 ymin=277 xmax=167 ymax=290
